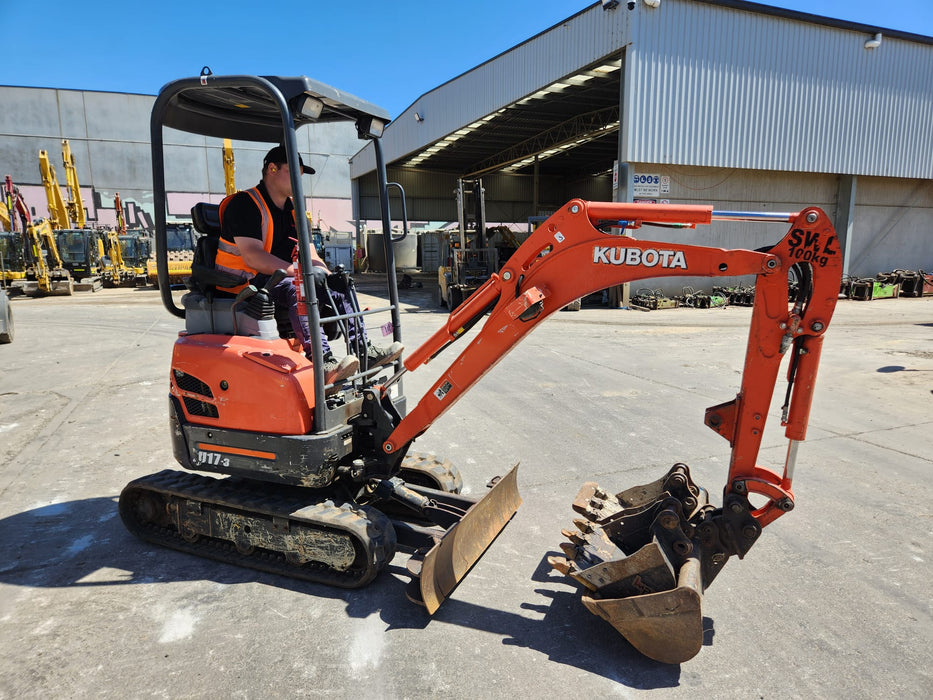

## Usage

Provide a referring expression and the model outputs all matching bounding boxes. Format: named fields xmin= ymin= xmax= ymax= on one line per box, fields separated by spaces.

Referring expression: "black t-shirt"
xmin=220 ymin=181 xmax=297 ymax=262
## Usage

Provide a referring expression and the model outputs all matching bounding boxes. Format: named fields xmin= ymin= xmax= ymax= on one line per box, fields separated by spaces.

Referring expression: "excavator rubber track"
xmin=120 ymin=469 xmax=397 ymax=588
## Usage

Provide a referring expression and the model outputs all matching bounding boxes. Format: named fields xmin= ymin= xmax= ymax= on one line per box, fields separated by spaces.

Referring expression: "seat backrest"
xmin=191 ymin=202 xmax=221 ymax=235
xmin=187 ymin=202 xmax=241 ymax=295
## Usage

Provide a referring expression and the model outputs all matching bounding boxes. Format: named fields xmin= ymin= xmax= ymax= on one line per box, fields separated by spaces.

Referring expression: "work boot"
xmin=322 ymin=353 xmax=359 ymax=386
xmin=366 ymin=341 xmax=404 ymax=368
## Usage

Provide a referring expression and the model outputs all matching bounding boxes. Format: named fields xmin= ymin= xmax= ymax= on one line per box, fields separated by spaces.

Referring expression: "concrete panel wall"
xmin=0 ymin=87 xmax=63 ymax=137
xmin=57 ymin=91 xmax=89 ymax=139
xmin=1 ymin=86 xmax=362 ymax=234
xmin=849 ymin=178 xmax=933 ymax=275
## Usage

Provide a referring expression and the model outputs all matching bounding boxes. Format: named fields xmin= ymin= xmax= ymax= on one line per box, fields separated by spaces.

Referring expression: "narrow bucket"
xmin=582 ymin=554 xmax=703 ymax=664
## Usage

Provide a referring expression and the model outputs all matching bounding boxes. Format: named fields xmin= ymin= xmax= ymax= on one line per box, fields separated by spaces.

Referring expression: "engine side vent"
xmin=174 ymin=370 xmax=213 ymax=398
xmin=183 ymin=396 xmax=219 ymax=418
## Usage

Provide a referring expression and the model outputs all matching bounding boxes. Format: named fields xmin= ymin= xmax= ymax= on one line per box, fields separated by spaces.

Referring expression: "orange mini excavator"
xmin=121 ymin=73 xmax=842 ymax=664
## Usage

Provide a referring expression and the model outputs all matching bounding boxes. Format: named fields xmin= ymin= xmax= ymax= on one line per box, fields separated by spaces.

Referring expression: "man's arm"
xmin=236 ymin=236 xmax=329 ymax=277
xmin=235 ymin=237 xmax=295 ymax=276
xmin=308 ymin=243 xmax=329 ymax=271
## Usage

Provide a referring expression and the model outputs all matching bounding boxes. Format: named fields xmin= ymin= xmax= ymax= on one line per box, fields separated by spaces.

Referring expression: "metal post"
xmin=372 ymin=139 xmax=403 ymax=350
xmin=835 ymin=174 xmax=856 ymax=277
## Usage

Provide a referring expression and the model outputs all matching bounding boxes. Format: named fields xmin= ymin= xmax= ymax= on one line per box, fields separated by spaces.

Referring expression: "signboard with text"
xmin=633 ymin=173 xmax=660 ymax=197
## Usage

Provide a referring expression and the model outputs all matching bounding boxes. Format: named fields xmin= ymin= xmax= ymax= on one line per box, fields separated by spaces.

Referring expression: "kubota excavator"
xmin=120 ymin=73 xmax=841 ymax=665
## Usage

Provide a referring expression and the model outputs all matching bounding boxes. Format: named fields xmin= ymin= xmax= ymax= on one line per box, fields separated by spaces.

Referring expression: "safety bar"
xmin=321 ymin=304 xmax=395 ymax=325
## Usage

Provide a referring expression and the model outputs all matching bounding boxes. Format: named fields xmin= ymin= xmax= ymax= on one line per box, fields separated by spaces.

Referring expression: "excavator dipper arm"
xmin=379 ymin=199 xmax=841 ymax=661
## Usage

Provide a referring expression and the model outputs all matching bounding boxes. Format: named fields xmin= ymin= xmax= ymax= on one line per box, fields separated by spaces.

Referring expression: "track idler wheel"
xmin=550 ymin=464 xmax=754 ymax=664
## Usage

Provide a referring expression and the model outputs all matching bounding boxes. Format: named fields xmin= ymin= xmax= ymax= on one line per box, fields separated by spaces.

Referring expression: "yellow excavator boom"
xmin=39 ymin=150 xmax=71 ymax=230
xmin=62 ymin=140 xmax=86 ymax=228
xmin=223 ymin=139 xmax=236 ymax=196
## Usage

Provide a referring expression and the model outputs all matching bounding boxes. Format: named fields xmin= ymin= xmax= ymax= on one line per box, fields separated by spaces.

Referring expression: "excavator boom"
xmin=223 ymin=138 xmax=236 ymax=196
xmin=39 ymin=150 xmax=72 ymax=230
xmin=2 ymin=176 xmax=32 ymax=233
xmin=378 ymin=199 xmax=841 ymax=661
xmin=62 ymin=140 xmax=87 ymax=228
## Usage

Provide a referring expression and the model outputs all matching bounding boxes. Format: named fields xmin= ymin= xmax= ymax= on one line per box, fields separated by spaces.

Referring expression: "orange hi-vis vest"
xmin=215 ymin=187 xmax=274 ymax=293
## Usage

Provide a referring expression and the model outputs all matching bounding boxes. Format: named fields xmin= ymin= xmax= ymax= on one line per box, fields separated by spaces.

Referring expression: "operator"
xmin=216 ymin=145 xmax=403 ymax=387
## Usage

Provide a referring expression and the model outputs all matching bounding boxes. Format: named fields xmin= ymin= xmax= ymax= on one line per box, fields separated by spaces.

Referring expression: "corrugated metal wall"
xmin=625 ymin=2 xmax=933 ymax=178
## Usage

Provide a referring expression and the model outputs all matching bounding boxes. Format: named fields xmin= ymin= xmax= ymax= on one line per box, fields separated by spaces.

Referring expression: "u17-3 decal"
xmin=786 ymin=229 xmax=838 ymax=267
xmin=196 ymin=450 xmax=230 ymax=467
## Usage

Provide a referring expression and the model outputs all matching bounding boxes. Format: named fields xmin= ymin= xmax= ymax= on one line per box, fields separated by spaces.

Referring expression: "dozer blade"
xmin=582 ymin=555 xmax=703 ymax=665
xmin=413 ymin=464 xmax=521 ymax=614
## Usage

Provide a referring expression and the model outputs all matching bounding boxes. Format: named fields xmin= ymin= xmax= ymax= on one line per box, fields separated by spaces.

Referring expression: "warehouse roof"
xmin=350 ymin=0 xmax=933 ymax=184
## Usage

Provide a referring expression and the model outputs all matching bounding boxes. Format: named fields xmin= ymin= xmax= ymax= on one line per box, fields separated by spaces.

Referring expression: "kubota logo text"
xmin=593 ymin=246 xmax=688 ymax=269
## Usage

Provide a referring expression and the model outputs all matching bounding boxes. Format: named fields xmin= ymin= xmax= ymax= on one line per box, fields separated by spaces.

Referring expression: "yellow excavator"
xmin=12 ymin=217 xmax=75 ymax=296
xmin=99 ymin=193 xmax=149 ymax=286
xmin=39 ymin=143 xmax=103 ymax=291
xmin=1 ymin=176 xmax=30 ymax=286
xmin=3 ymin=172 xmax=73 ymax=296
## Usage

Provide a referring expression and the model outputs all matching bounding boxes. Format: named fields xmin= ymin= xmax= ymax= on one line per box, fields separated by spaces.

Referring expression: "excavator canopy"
xmin=157 ymin=73 xmax=390 ymax=142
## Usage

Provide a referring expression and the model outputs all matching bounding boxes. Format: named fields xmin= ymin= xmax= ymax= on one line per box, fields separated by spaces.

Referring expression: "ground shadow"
xmin=0 ymin=497 xmax=700 ymax=688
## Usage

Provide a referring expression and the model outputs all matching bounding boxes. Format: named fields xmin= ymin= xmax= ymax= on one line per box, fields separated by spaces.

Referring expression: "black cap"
xmin=263 ymin=145 xmax=315 ymax=175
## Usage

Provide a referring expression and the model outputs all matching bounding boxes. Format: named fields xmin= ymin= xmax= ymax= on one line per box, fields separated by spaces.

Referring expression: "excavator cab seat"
xmin=190 ymin=202 xmax=350 ymax=343
xmin=183 ymin=202 xmax=342 ymax=343
xmin=182 ymin=202 xmax=280 ymax=339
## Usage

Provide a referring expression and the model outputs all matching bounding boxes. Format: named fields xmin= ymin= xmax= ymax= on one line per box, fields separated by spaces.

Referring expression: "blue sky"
xmin=7 ymin=0 xmax=932 ymax=118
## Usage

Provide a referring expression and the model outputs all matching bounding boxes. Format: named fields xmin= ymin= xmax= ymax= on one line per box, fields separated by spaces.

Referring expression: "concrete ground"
xmin=0 ymin=280 xmax=930 ymax=699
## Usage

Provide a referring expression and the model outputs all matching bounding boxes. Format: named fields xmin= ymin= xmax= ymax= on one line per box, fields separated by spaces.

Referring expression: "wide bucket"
xmin=550 ymin=464 xmax=726 ymax=664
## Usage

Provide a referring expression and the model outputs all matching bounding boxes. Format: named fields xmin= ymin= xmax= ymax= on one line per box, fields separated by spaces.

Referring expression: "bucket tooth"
xmin=546 ymin=555 xmax=574 ymax=576
xmin=572 ymin=482 xmax=623 ymax=521
xmin=561 ymin=528 xmax=586 ymax=545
